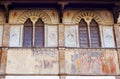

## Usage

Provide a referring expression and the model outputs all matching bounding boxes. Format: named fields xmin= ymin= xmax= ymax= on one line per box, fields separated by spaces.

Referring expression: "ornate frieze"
xmin=9 ymin=10 xmax=59 ymax=24
xmin=63 ymin=10 xmax=114 ymax=25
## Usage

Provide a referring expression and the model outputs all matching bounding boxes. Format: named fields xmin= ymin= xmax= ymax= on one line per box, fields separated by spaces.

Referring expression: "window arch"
xmin=90 ymin=19 xmax=100 ymax=48
xmin=23 ymin=18 xmax=33 ymax=47
xmin=79 ymin=19 xmax=100 ymax=48
xmin=35 ymin=18 xmax=44 ymax=47
xmin=79 ymin=19 xmax=89 ymax=48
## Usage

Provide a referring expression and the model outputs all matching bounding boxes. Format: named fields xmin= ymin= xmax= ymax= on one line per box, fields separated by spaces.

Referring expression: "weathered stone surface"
xmin=6 ymin=76 xmax=59 ymax=79
xmin=101 ymin=26 xmax=115 ymax=48
xmin=118 ymin=49 xmax=120 ymax=72
xmin=6 ymin=48 xmax=59 ymax=74
xmin=0 ymin=9 xmax=120 ymax=78
xmin=45 ymin=24 xmax=58 ymax=47
xmin=0 ymin=49 xmax=2 ymax=73
xmin=66 ymin=76 xmax=116 ymax=79
xmin=0 ymin=49 xmax=7 ymax=75
xmin=59 ymin=49 xmax=65 ymax=74
xmin=64 ymin=25 xmax=79 ymax=47
xmin=9 ymin=25 xmax=23 ymax=47
xmin=2 ymin=24 xmax=10 ymax=47
xmin=0 ymin=11 xmax=5 ymax=24
xmin=114 ymin=24 xmax=120 ymax=48
xmin=0 ymin=25 xmax=3 ymax=47
xmin=59 ymin=24 xmax=64 ymax=47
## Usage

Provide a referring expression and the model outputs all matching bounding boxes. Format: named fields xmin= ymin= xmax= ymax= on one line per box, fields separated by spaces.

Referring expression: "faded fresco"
xmin=9 ymin=25 xmax=23 ymax=47
xmin=64 ymin=25 xmax=79 ymax=47
xmin=6 ymin=49 xmax=58 ymax=74
xmin=102 ymin=26 xmax=115 ymax=48
xmin=45 ymin=24 xmax=58 ymax=47
xmin=65 ymin=49 xmax=119 ymax=74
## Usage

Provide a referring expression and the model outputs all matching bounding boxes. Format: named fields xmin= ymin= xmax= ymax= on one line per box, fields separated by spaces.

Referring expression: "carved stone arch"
xmin=16 ymin=10 xmax=52 ymax=24
xmin=72 ymin=11 xmax=103 ymax=24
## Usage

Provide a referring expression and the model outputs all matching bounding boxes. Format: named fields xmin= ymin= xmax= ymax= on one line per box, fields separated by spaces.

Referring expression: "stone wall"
xmin=0 ymin=9 xmax=119 ymax=79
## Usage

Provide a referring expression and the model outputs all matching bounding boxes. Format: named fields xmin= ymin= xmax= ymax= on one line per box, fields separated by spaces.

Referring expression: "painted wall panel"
xmin=9 ymin=25 xmax=23 ymax=47
xmin=6 ymin=49 xmax=58 ymax=74
xmin=64 ymin=25 xmax=79 ymax=47
xmin=45 ymin=24 xmax=58 ymax=47
xmin=0 ymin=25 xmax=3 ymax=46
xmin=65 ymin=49 xmax=119 ymax=74
xmin=102 ymin=26 xmax=115 ymax=48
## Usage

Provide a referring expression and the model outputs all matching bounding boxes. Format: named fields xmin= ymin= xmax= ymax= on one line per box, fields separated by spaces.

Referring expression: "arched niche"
xmin=72 ymin=10 xmax=114 ymax=25
xmin=16 ymin=10 xmax=52 ymax=24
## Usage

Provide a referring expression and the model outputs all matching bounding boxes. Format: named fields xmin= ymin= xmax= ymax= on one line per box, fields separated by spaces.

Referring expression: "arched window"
xmin=35 ymin=18 xmax=44 ymax=47
xmin=79 ymin=19 xmax=89 ymax=48
xmin=90 ymin=19 xmax=100 ymax=48
xmin=23 ymin=18 xmax=33 ymax=47
xmin=79 ymin=19 xmax=100 ymax=48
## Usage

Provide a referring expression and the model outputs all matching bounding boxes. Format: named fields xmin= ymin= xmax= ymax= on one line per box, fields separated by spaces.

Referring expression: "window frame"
xmin=79 ymin=19 xmax=89 ymax=48
xmin=89 ymin=19 xmax=101 ymax=48
xmin=78 ymin=18 xmax=101 ymax=48
xmin=34 ymin=18 xmax=44 ymax=47
xmin=23 ymin=18 xmax=33 ymax=47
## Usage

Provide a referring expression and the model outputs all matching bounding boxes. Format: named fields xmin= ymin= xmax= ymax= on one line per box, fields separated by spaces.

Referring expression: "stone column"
xmin=58 ymin=24 xmax=64 ymax=47
xmin=118 ymin=49 xmax=120 ymax=74
xmin=59 ymin=48 xmax=65 ymax=74
xmin=0 ymin=48 xmax=7 ymax=75
xmin=114 ymin=24 xmax=120 ymax=48
xmin=2 ymin=23 xmax=10 ymax=47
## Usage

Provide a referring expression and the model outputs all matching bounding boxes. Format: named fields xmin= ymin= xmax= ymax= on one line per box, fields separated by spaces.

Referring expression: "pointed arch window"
xmin=79 ymin=19 xmax=100 ymax=48
xmin=90 ymin=19 xmax=100 ymax=48
xmin=35 ymin=18 xmax=44 ymax=47
xmin=23 ymin=18 xmax=33 ymax=47
xmin=79 ymin=19 xmax=89 ymax=48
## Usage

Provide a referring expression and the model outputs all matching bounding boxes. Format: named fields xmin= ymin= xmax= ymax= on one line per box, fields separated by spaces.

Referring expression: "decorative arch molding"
xmin=17 ymin=10 xmax=52 ymax=24
xmin=72 ymin=11 xmax=103 ymax=25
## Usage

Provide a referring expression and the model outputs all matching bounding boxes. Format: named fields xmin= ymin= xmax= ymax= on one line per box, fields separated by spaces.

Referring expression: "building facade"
xmin=0 ymin=0 xmax=120 ymax=79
